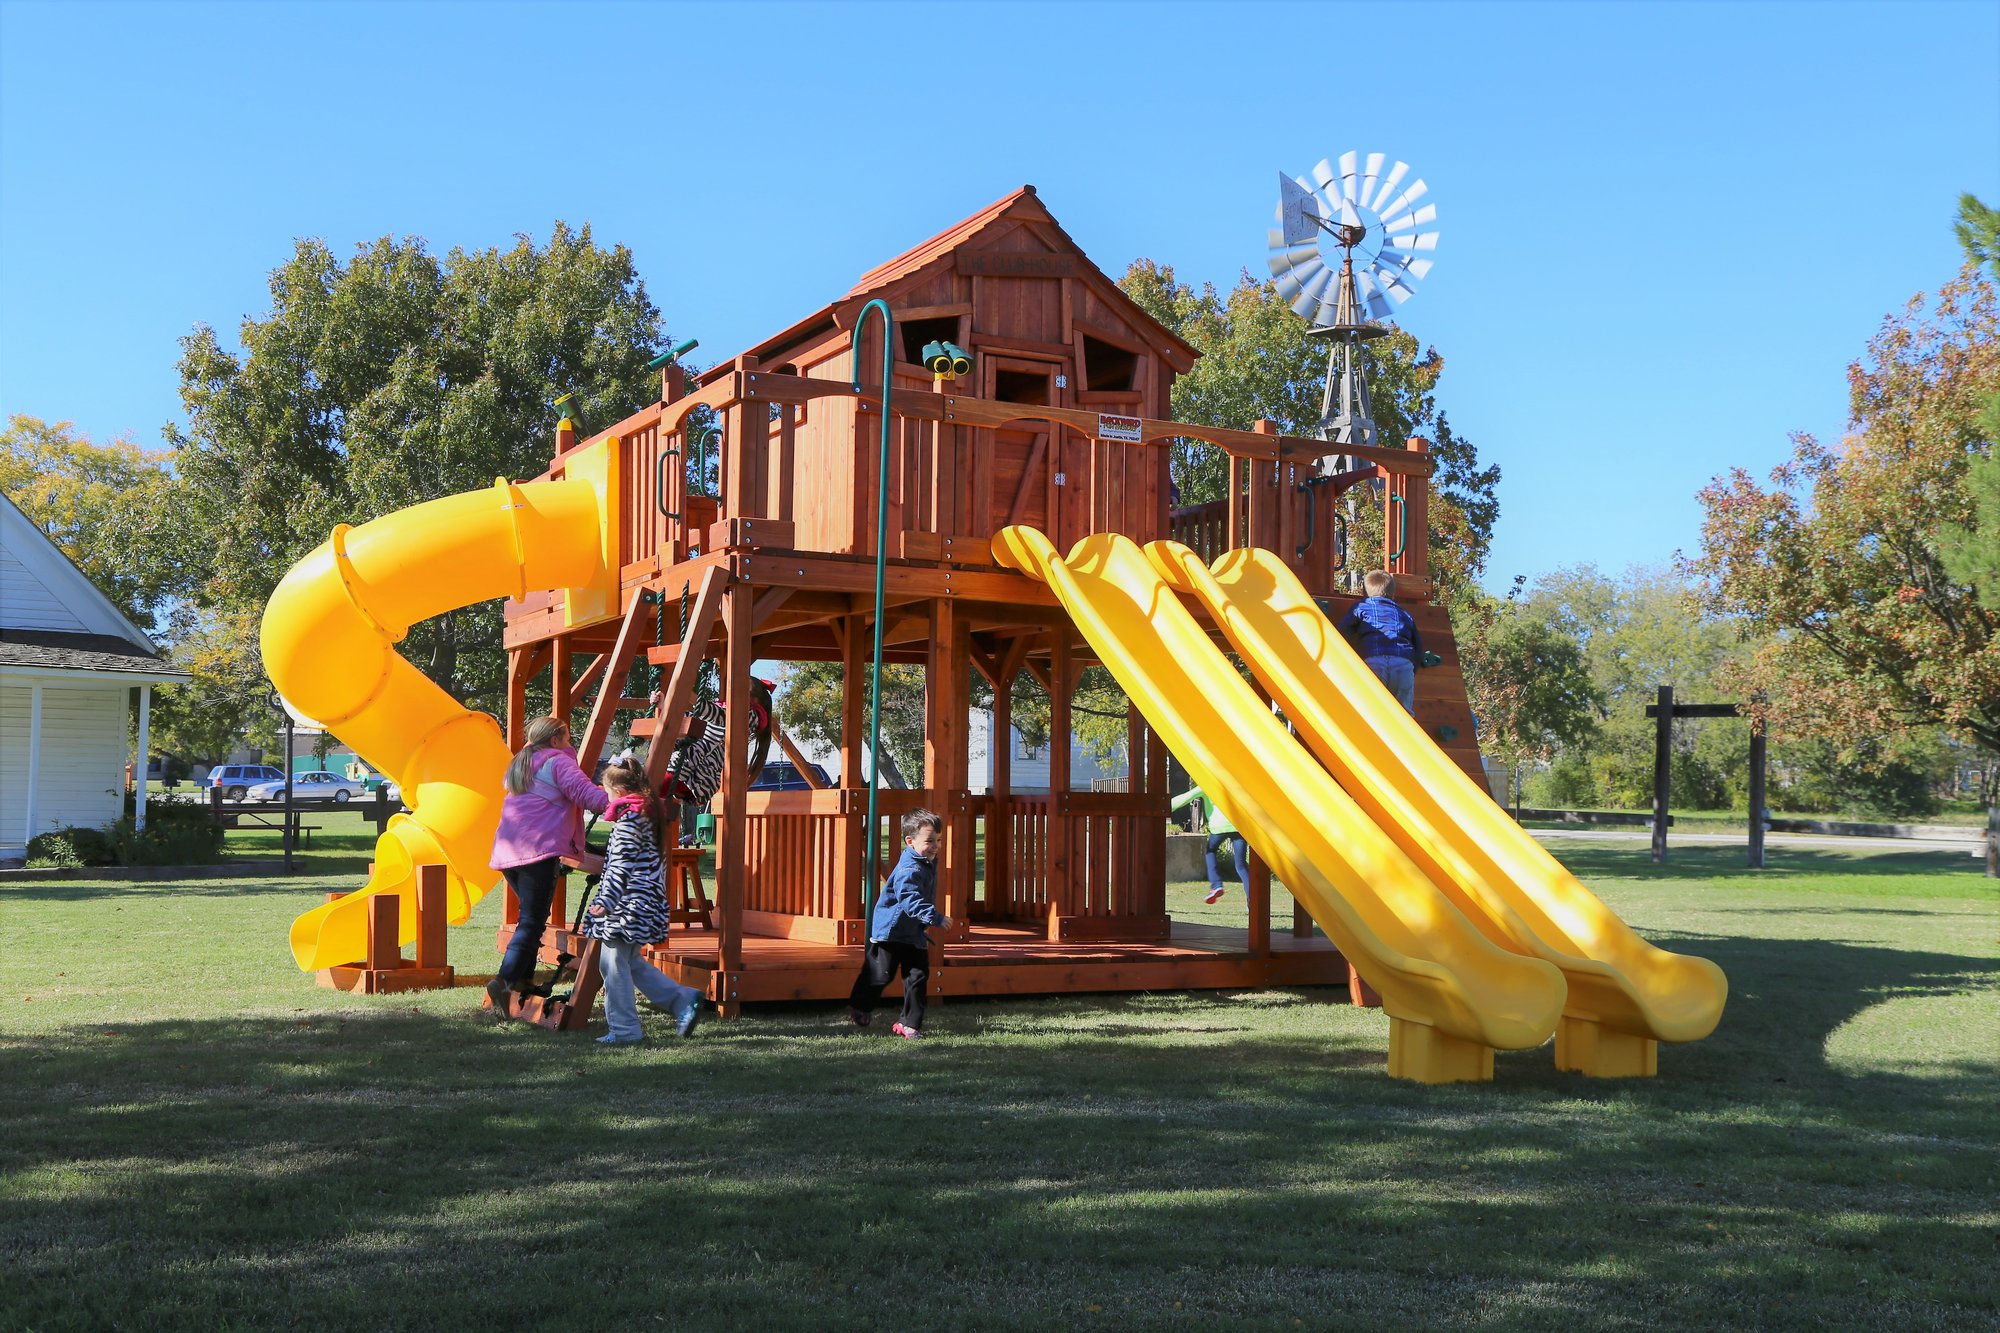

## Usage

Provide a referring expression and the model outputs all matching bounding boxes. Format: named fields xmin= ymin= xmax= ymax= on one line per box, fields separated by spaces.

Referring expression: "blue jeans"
xmin=1205 ymin=832 xmax=1250 ymax=893
xmin=598 ymin=939 xmax=701 ymax=1041
xmin=1366 ymin=656 xmax=1417 ymax=714
xmin=497 ymin=858 xmax=560 ymax=987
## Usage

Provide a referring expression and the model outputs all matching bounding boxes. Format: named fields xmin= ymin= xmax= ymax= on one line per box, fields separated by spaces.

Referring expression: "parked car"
xmin=246 ymin=771 xmax=366 ymax=803
xmin=748 ymin=760 xmax=830 ymax=792
xmin=209 ymin=764 xmax=284 ymax=801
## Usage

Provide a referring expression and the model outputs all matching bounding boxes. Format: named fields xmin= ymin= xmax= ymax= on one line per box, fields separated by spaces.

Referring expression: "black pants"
xmin=497 ymin=857 xmax=560 ymax=987
xmin=848 ymin=940 xmax=929 ymax=1030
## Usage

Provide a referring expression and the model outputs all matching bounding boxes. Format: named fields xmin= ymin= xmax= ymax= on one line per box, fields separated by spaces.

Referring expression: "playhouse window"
xmin=995 ymin=367 xmax=1052 ymax=405
xmin=899 ymin=316 xmax=960 ymax=366
xmin=1080 ymin=333 xmax=1137 ymax=393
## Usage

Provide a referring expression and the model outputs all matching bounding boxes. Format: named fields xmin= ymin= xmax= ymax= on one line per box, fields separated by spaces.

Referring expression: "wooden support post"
xmin=837 ymin=613 xmax=867 ymax=923
xmin=928 ymin=598 xmax=971 ymax=942
xmin=1747 ymin=720 xmax=1767 ymax=871
xmin=552 ymin=637 xmax=574 ymax=730
xmin=1046 ymin=625 xmax=1073 ymax=940
xmin=716 ymin=578 xmax=752 ymax=1014
xmin=989 ymin=665 xmax=1013 ymax=919
xmin=1247 ymin=851 xmax=1271 ymax=960
xmin=366 ymin=893 xmax=398 ymax=972
xmin=1651 ymin=684 xmax=1672 ymax=864
xmin=416 ymin=864 xmax=447 ymax=970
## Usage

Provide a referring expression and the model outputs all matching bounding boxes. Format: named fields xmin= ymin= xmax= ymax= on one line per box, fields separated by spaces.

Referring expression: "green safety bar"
xmin=1388 ymin=492 xmax=1407 ymax=564
xmin=850 ymin=299 xmax=895 ymax=920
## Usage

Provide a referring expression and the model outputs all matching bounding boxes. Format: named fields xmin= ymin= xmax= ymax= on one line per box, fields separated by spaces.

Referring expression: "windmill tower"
xmin=1267 ymin=153 xmax=1440 ymax=455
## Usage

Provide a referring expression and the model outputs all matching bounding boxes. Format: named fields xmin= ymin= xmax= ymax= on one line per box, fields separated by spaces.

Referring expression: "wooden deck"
xmin=518 ymin=920 xmax=1353 ymax=1008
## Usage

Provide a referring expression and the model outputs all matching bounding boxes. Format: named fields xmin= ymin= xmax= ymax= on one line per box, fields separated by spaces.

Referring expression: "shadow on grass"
xmin=1549 ymin=839 xmax=1984 ymax=883
xmin=2 ymin=927 xmax=1994 ymax=1328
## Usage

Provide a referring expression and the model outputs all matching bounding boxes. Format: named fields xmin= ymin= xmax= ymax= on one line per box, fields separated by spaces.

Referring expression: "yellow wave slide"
xmin=261 ymin=447 xmax=620 ymax=972
xmin=995 ymin=526 xmax=1565 ymax=1083
xmin=1148 ymin=542 xmax=1727 ymax=1077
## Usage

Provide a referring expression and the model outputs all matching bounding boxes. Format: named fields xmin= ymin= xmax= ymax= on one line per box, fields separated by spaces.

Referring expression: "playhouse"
xmin=492 ymin=186 xmax=1479 ymax=1009
xmin=264 ymin=184 xmax=1724 ymax=1082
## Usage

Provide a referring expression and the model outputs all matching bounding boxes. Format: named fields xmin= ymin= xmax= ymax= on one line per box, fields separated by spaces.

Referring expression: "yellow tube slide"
xmin=995 ymin=527 xmax=1564 ymax=1083
xmin=1151 ymin=543 xmax=1726 ymax=1076
xmin=262 ymin=474 xmax=612 ymax=971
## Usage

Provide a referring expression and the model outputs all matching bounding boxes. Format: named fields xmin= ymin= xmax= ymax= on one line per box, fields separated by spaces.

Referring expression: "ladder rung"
xmin=646 ymin=645 xmax=683 ymax=666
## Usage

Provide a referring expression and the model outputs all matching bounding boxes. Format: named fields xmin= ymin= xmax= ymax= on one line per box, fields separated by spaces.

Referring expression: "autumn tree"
xmin=167 ymin=224 xmax=670 ymax=715
xmin=0 ymin=415 xmax=191 ymax=627
xmin=1689 ymin=267 xmax=2000 ymax=755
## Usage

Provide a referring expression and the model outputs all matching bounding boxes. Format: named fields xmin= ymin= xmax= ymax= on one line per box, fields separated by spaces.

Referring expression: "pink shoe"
xmin=891 ymin=1022 xmax=924 ymax=1040
xmin=1203 ymin=886 xmax=1226 ymax=905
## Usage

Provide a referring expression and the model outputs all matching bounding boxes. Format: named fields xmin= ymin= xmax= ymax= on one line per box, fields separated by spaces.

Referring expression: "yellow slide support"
xmin=261 ymin=446 xmax=620 ymax=972
xmin=1150 ymin=543 xmax=1727 ymax=1076
xmin=995 ymin=527 xmax=1564 ymax=1083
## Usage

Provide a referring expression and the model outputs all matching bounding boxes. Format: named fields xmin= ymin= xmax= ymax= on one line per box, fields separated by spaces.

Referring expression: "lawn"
xmin=2 ymin=833 xmax=1995 ymax=1330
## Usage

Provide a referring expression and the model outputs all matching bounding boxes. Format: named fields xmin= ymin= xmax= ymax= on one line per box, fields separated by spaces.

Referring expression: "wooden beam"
xmin=717 ymin=581 xmax=753 ymax=997
xmin=643 ymin=565 xmax=728 ymax=791
xmin=773 ymin=723 xmax=829 ymax=789
xmin=577 ymin=592 xmax=656 ymax=774
xmin=750 ymin=586 xmax=796 ymax=631
xmin=1004 ymin=431 xmax=1050 ymax=525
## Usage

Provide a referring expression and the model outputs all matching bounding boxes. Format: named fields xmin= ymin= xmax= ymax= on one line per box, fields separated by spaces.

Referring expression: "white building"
xmin=0 ymin=492 xmax=187 ymax=863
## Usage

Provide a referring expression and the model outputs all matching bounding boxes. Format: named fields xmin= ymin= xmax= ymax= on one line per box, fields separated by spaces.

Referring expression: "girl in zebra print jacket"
xmin=584 ymin=759 xmax=703 ymax=1043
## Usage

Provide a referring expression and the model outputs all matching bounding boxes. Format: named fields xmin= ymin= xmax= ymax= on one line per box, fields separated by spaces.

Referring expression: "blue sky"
xmin=2 ymin=0 xmax=1994 ymax=591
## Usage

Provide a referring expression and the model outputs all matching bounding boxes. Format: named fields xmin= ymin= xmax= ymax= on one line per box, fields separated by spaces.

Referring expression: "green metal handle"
xmin=850 ymin=299 xmax=895 ymax=920
xmin=655 ymin=448 xmax=680 ymax=520
xmin=1388 ymin=493 xmax=1407 ymax=564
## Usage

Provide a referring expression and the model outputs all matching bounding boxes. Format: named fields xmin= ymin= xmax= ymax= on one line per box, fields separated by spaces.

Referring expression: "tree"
xmin=1689 ymin=268 xmax=2000 ymax=754
xmin=1456 ymin=585 xmax=1603 ymax=775
xmin=777 ymin=660 xmax=1057 ymax=789
xmin=146 ymin=607 xmax=278 ymax=763
xmin=1937 ymin=195 xmax=2000 ymax=607
xmin=1118 ymin=260 xmax=1500 ymax=603
xmin=166 ymin=223 xmax=669 ymax=716
xmin=0 ymin=415 xmax=192 ymax=628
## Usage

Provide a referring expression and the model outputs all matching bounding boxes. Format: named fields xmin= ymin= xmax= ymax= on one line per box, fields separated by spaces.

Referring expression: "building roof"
xmin=0 ymin=628 xmax=187 ymax=682
xmin=706 ymin=185 xmax=1200 ymax=379
xmin=0 ymin=490 xmax=165 ymax=650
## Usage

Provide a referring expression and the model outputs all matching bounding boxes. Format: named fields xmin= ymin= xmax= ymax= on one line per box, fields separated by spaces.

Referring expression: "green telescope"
xmin=921 ymin=340 xmax=973 ymax=379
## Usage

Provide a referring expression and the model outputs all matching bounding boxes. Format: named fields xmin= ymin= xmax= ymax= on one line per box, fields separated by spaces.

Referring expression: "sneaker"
xmin=485 ymin=975 xmax=514 ymax=1016
xmin=1203 ymin=886 xmax=1226 ymax=905
xmin=891 ymin=1022 xmax=924 ymax=1040
xmin=595 ymin=1034 xmax=643 ymax=1046
xmin=676 ymin=1001 xmax=702 ymax=1038
xmin=849 ymin=1007 xmax=872 ymax=1027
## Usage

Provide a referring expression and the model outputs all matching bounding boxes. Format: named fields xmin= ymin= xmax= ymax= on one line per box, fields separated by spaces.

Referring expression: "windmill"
xmin=1267 ymin=153 xmax=1439 ymax=452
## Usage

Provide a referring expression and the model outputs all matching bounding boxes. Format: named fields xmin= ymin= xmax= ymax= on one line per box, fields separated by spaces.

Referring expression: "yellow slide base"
xmin=1555 ymin=1017 xmax=1659 ymax=1078
xmin=1387 ymin=1018 xmax=1496 ymax=1084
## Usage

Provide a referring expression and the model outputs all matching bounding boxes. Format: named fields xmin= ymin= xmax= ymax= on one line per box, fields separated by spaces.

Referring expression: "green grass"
xmin=2 ymin=836 xmax=1996 ymax=1330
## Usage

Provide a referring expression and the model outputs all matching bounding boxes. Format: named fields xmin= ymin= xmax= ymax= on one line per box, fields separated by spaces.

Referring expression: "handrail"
xmin=850 ymin=299 xmax=895 ymax=920
xmin=1388 ymin=493 xmax=1407 ymax=563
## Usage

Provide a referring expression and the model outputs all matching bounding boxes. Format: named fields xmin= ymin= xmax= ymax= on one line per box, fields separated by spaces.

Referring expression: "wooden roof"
xmin=714 ymin=186 xmax=1200 ymax=379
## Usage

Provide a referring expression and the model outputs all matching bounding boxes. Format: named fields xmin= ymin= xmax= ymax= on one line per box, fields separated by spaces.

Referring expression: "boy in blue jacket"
xmin=1338 ymin=570 xmax=1422 ymax=714
xmin=848 ymin=809 xmax=951 ymax=1038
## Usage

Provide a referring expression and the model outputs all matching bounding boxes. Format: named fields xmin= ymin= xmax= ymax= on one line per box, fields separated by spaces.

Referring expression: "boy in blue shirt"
xmin=848 ymin=809 xmax=951 ymax=1039
xmin=1338 ymin=570 xmax=1422 ymax=714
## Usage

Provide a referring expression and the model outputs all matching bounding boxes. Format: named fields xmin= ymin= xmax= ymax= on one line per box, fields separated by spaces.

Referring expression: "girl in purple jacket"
xmin=486 ymin=716 xmax=609 ymax=1014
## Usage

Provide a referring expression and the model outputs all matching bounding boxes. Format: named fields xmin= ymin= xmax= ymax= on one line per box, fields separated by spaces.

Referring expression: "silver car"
xmin=247 ymin=771 xmax=365 ymax=803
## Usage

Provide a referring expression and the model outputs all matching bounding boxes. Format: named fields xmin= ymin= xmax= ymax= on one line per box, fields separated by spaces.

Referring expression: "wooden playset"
xmin=494 ymin=186 xmax=1483 ymax=1016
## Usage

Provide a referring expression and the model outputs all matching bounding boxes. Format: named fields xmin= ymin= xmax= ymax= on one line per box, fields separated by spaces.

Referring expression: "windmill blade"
xmin=1272 ymin=246 xmax=1320 ymax=282
xmin=1308 ymin=157 xmax=1339 ymax=199
xmin=1376 ymin=179 xmax=1430 ymax=226
xmin=1352 ymin=269 xmax=1393 ymax=322
xmin=1335 ymin=150 xmax=1361 ymax=201
xmin=1366 ymin=259 xmax=1417 ymax=301
xmin=1382 ymin=202 xmax=1439 ymax=235
xmin=1291 ymin=265 xmax=1335 ymax=320
xmin=1369 ymin=159 xmax=1410 ymax=212
xmin=1382 ymin=227 xmax=1441 ymax=253
xmin=1273 ymin=256 xmax=1326 ymax=305
xmin=1277 ymin=172 xmax=1320 ymax=246
xmin=1358 ymin=152 xmax=1386 ymax=210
